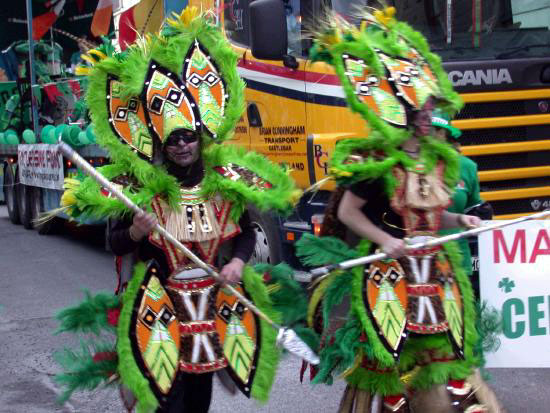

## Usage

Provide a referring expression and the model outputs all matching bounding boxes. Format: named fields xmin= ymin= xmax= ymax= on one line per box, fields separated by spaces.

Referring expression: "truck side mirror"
xmin=249 ymin=0 xmax=287 ymax=60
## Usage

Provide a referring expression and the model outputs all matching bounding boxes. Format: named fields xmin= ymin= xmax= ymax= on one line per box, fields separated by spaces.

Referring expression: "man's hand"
xmin=129 ymin=212 xmax=158 ymax=241
xmin=220 ymin=257 xmax=245 ymax=283
xmin=459 ymin=214 xmax=482 ymax=229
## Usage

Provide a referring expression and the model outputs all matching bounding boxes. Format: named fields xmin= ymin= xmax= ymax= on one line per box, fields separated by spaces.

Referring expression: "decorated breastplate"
xmin=390 ymin=162 xmax=451 ymax=238
xmin=361 ymin=162 xmax=463 ymax=361
xmin=149 ymin=184 xmax=240 ymax=273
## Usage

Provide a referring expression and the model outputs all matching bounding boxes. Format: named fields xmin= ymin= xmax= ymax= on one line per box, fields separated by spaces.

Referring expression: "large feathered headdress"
xmin=81 ymin=7 xmax=245 ymax=163
xmin=309 ymin=7 xmax=462 ymax=146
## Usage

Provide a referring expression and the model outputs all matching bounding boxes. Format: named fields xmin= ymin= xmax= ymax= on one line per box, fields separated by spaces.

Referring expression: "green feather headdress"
xmin=83 ymin=7 xmax=245 ymax=163
xmin=309 ymin=7 xmax=462 ymax=148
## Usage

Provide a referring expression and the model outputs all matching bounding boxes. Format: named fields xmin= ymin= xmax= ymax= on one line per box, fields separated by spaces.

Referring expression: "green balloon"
xmin=67 ymin=125 xmax=82 ymax=146
xmin=56 ymin=124 xmax=68 ymax=143
xmin=22 ymin=129 xmax=36 ymax=144
xmin=5 ymin=129 xmax=19 ymax=145
xmin=86 ymin=124 xmax=96 ymax=143
xmin=40 ymin=125 xmax=55 ymax=143
xmin=0 ymin=133 xmax=5 ymax=145
xmin=78 ymin=131 xmax=90 ymax=145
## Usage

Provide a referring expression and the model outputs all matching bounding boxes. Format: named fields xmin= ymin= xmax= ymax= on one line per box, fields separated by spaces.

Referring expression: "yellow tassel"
xmin=400 ymin=366 xmax=420 ymax=385
xmin=87 ymin=49 xmax=107 ymax=61
xmin=167 ymin=5 xmax=199 ymax=28
xmin=329 ymin=167 xmax=353 ymax=177
xmin=374 ymin=6 xmax=396 ymax=27
xmin=60 ymin=190 xmax=77 ymax=208
xmin=75 ymin=66 xmax=91 ymax=76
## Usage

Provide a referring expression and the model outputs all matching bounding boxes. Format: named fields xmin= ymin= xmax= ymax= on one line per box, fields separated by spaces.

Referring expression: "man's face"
xmin=434 ymin=127 xmax=447 ymax=142
xmin=164 ymin=129 xmax=201 ymax=167
xmin=413 ymin=99 xmax=435 ymax=137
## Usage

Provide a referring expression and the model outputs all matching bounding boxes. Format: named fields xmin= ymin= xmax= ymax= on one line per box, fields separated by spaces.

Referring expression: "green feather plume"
xmin=56 ymin=291 xmax=120 ymax=335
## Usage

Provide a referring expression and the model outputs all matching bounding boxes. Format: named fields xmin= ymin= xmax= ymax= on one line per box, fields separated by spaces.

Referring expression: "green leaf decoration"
xmin=372 ymin=87 xmax=407 ymax=125
xmin=224 ymin=314 xmax=256 ymax=382
xmin=443 ymin=283 xmax=463 ymax=347
xmin=143 ymin=321 xmax=179 ymax=393
xmin=372 ymin=280 xmax=406 ymax=350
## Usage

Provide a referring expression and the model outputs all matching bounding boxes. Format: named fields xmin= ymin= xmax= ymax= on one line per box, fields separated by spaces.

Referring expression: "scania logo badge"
xmin=538 ymin=101 xmax=549 ymax=113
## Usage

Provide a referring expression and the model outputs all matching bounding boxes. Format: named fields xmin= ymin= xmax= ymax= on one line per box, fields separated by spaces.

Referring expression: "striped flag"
xmin=118 ymin=0 xmax=164 ymax=50
xmin=91 ymin=0 xmax=117 ymax=37
xmin=32 ymin=0 xmax=66 ymax=40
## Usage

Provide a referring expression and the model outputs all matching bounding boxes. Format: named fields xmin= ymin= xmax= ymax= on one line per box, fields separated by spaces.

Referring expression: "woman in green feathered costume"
xmin=54 ymin=7 xmax=300 ymax=413
xmin=295 ymin=8 xmax=504 ymax=412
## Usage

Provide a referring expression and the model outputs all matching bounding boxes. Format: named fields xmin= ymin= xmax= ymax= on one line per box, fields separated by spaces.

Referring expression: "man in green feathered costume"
xmin=295 ymin=8 xmax=504 ymax=413
xmin=54 ymin=7 xmax=300 ymax=412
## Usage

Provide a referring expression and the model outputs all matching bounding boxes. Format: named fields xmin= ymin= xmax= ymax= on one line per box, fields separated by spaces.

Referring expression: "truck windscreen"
xmin=329 ymin=0 xmax=550 ymax=61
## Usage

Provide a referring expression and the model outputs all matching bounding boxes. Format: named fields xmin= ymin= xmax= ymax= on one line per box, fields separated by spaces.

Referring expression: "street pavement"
xmin=0 ymin=204 xmax=548 ymax=412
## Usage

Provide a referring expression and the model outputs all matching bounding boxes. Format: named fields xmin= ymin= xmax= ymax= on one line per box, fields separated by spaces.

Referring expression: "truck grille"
xmin=490 ymin=197 xmax=550 ymax=216
xmin=456 ymin=100 xmax=527 ymax=119
xmin=458 ymin=97 xmax=550 ymax=218
xmin=480 ymin=177 xmax=550 ymax=192
xmin=469 ymin=151 xmax=550 ymax=170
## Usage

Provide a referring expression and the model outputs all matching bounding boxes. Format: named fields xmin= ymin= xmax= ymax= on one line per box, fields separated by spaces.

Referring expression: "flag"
xmin=118 ymin=5 xmax=137 ymax=50
xmin=91 ymin=0 xmax=115 ymax=37
xmin=118 ymin=0 xmax=164 ymax=50
xmin=32 ymin=0 xmax=66 ymax=40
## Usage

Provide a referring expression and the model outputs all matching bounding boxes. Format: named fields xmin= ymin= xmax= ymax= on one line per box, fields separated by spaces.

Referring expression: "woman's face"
xmin=164 ymin=129 xmax=201 ymax=167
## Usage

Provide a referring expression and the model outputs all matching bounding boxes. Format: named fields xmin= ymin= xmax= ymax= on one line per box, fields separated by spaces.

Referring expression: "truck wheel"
xmin=31 ymin=186 xmax=60 ymax=235
xmin=17 ymin=179 xmax=33 ymax=230
xmin=3 ymin=162 xmax=21 ymax=225
xmin=248 ymin=207 xmax=282 ymax=265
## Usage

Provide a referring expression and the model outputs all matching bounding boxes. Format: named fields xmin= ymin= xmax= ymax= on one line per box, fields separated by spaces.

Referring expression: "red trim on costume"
xmin=406 ymin=284 xmax=440 ymax=296
xmin=360 ymin=358 xmax=395 ymax=373
xmin=179 ymin=358 xmax=228 ymax=373
xmin=179 ymin=320 xmax=217 ymax=335
xmin=448 ymin=379 xmax=466 ymax=389
xmin=407 ymin=245 xmax=442 ymax=256
xmin=406 ymin=321 xmax=449 ymax=333
xmin=167 ymin=277 xmax=216 ymax=290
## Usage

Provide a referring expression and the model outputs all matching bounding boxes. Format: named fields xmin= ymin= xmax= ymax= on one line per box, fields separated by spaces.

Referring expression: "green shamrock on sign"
xmin=498 ymin=277 xmax=515 ymax=293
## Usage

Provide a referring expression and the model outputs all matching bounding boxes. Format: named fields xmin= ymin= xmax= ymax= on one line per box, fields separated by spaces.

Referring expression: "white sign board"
xmin=479 ymin=220 xmax=550 ymax=367
xmin=18 ymin=144 xmax=64 ymax=190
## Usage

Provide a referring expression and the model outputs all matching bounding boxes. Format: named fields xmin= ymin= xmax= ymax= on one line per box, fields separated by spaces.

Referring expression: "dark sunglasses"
xmin=165 ymin=131 xmax=199 ymax=146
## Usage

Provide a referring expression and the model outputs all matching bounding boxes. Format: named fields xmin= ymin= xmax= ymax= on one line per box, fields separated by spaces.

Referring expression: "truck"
xmin=214 ymin=0 xmax=550 ymax=276
xmin=0 ymin=1 xmax=108 ymax=233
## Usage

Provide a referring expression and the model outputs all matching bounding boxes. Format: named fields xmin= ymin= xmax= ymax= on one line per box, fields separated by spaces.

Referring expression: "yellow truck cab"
xmin=203 ymin=0 xmax=550 ymax=272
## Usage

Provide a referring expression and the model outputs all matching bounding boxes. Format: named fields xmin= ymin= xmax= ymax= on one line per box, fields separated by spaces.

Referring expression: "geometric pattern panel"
xmin=183 ymin=41 xmax=227 ymax=139
xmin=107 ymin=77 xmax=153 ymax=158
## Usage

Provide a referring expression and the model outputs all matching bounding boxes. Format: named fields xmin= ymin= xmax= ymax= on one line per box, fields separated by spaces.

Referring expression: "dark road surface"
xmin=0 ymin=205 xmax=548 ymax=412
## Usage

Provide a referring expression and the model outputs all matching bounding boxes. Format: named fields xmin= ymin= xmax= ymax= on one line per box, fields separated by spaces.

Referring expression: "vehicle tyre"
xmin=17 ymin=177 xmax=33 ymax=230
xmin=248 ymin=206 xmax=282 ymax=265
xmin=31 ymin=186 xmax=61 ymax=235
xmin=3 ymin=162 xmax=21 ymax=225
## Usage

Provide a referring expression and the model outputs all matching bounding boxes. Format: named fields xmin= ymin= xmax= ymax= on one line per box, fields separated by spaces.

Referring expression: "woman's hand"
xmin=220 ymin=258 xmax=245 ymax=283
xmin=459 ymin=214 xmax=482 ymax=229
xmin=129 ymin=212 xmax=158 ymax=241
xmin=381 ymin=236 xmax=408 ymax=259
